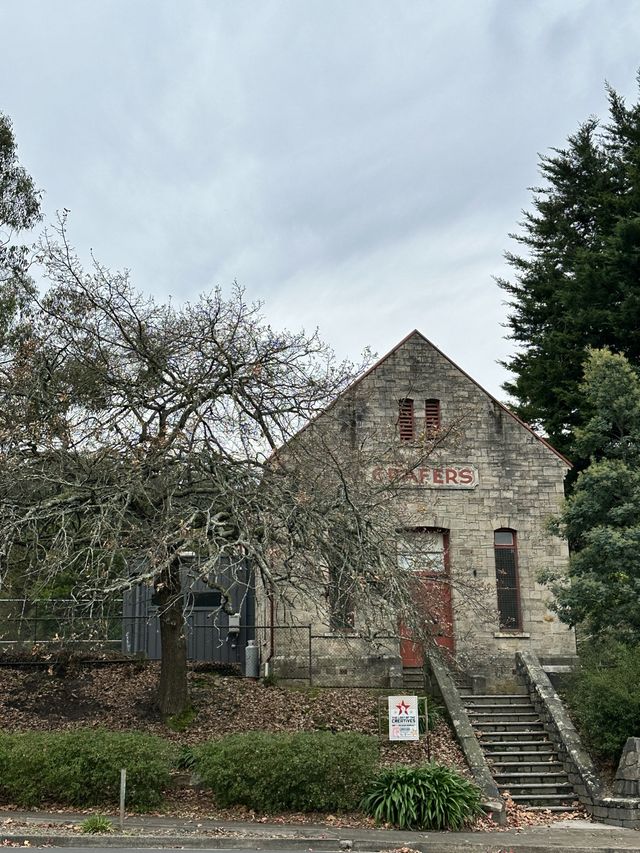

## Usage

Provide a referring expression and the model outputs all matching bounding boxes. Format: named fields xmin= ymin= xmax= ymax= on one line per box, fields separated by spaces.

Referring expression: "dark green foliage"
xmin=195 ymin=731 xmax=379 ymax=812
xmin=0 ymin=730 xmax=177 ymax=810
xmin=564 ymin=641 xmax=640 ymax=761
xmin=423 ymin=697 xmax=442 ymax=732
xmin=177 ymin=744 xmax=197 ymax=771
xmin=543 ymin=349 xmax=640 ymax=640
xmin=0 ymin=112 xmax=41 ymax=294
xmin=498 ymin=79 xmax=640 ymax=464
xmin=361 ymin=763 xmax=482 ymax=830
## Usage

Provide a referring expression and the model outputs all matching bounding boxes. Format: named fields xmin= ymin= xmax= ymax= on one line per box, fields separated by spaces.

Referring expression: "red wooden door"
xmin=399 ymin=530 xmax=454 ymax=666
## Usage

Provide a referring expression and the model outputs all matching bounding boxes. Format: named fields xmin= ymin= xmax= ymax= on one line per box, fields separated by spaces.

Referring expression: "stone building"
xmin=258 ymin=330 xmax=576 ymax=687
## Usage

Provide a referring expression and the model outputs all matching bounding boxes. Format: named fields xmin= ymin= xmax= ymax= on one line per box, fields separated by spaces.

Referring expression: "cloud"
xmin=2 ymin=0 xmax=640 ymax=402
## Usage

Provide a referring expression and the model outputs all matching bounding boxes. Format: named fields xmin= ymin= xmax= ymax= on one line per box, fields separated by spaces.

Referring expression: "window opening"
xmin=425 ymin=399 xmax=441 ymax=432
xmin=494 ymin=529 xmax=522 ymax=630
xmin=398 ymin=398 xmax=415 ymax=441
xmin=398 ymin=529 xmax=447 ymax=573
xmin=328 ymin=566 xmax=355 ymax=632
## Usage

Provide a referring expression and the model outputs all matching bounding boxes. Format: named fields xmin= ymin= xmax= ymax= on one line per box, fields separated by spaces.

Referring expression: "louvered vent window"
xmin=425 ymin=399 xmax=441 ymax=431
xmin=398 ymin=398 xmax=415 ymax=442
xmin=494 ymin=529 xmax=522 ymax=631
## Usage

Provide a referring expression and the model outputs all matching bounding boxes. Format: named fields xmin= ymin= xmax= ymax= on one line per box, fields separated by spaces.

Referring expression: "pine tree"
xmin=498 ymin=78 xmax=640 ymax=463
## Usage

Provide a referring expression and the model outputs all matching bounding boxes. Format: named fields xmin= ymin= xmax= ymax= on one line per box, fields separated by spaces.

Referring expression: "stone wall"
xmin=349 ymin=332 xmax=576 ymax=676
xmin=615 ymin=738 xmax=640 ymax=798
xmin=516 ymin=651 xmax=640 ymax=829
xmin=257 ymin=331 xmax=576 ymax=686
xmin=427 ymin=653 xmax=506 ymax=825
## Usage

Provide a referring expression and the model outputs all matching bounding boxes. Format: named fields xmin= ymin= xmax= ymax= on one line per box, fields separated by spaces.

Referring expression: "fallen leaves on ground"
xmin=0 ymin=662 xmax=593 ymax=831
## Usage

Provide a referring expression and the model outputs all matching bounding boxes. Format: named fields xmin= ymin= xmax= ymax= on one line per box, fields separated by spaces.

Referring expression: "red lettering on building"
xmin=370 ymin=464 xmax=477 ymax=488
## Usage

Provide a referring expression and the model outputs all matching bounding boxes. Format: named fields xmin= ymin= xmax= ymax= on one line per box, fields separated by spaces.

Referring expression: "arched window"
xmin=494 ymin=529 xmax=522 ymax=631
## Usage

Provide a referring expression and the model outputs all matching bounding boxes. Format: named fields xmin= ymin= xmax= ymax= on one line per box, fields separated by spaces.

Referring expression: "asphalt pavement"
xmin=0 ymin=809 xmax=638 ymax=852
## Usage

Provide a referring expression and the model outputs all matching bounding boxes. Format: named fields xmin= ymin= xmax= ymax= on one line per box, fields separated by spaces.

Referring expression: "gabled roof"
xmin=336 ymin=329 xmax=572 ymax=468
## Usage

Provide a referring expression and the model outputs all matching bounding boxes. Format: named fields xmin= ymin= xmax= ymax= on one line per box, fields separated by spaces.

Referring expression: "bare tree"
xmin=0 ymin=220 xmax=487 ymax=716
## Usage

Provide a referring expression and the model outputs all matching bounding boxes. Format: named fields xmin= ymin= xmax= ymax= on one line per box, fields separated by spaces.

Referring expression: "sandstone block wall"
xmin=348 ymin=332 xmax=576 ymax=673
xmin=258 ymin=331 xmax=576 ymax=684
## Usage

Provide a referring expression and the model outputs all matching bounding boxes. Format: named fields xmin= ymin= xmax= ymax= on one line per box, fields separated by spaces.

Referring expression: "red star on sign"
xmin=396 ymin=700 xmax=410 ymax=715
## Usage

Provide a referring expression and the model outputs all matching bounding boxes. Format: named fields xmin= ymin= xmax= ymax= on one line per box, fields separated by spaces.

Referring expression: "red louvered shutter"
xmin=425 ymin=398 xmax=441 ymax=431
xmin=398 ymin=399 xmax=415 ymax=442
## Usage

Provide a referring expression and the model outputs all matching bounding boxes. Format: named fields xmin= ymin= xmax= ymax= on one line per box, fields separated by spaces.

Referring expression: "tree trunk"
xmin=156 ymin=562 xmax=189 ymax=719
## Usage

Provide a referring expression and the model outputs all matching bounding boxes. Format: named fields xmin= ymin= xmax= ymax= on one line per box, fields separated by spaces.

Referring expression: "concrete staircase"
xmin=402 ymin=666 xmax=426 ymax=692
xmin=463 ymin=688 xmax=577 ymax=811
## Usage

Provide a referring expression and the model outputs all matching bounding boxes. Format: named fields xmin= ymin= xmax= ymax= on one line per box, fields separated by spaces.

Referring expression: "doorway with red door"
xmin=398 ymin=528 xmax=454 ymax=667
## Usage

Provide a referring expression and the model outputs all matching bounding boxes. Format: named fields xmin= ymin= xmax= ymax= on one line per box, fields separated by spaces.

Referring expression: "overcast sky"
xmin=2 ymin=1 xmax=639 ymax=399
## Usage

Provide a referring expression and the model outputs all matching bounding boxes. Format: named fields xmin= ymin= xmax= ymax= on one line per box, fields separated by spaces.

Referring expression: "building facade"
xmin=259 ymin=331 xmax=576 ymax=686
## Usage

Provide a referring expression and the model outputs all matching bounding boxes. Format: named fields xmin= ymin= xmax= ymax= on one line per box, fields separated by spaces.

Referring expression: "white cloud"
xmin=3 ymin=0 xmax=640 ymax=403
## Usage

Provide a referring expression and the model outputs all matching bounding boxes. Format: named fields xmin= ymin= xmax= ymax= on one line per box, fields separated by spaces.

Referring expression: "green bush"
xmin=361 ymin=763 xmax=482 ymax=830
xmin=196 ymin=731 xmax=379 ymax=812
xmin=0 ymin=730 xmax=177 ymax=810
xmin=565 ymin=641 xmax=640 ymax=762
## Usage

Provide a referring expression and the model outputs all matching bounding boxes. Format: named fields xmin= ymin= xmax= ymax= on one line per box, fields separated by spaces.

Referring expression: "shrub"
xmin=195 ymin=731 xmax=379 ymax=812
xmin=361 ymin=763 xmax=482 ymax=830
xmin=0 ymin=730 xmax=177 ymax=810
xmin=565 ymin=640 xmax=640 ymax=762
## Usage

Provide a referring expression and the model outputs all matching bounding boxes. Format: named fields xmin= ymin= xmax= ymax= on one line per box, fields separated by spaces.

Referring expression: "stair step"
xmin=467 ymin=705 xmax=540 ymax=720
xmin=487 ymin=749 xmax=556 ymax=758
xmin=483 ymin=740 xmax=553 ymax=749
xmin=467 ymin=680 xmax=580 ymax=808
xmin=473 ymin=720 xmax=543 ymax=727
xmin=465 ymin=694 xmax=529 ymax=702
xmin=509 ymin=793 xmax=577 ymax=804
xmin=492 ymin=762 xmax=564 ymax=773
xmin=494 ymin=772 xmax=568 ymax=780
xmin=499 ymin=782 xmax=573 ymax=791
xmin=464 ymin=695 xmax=536 ymax=714
xmin=525 ymin=805 xmax=580 ymax=812
xmin=481 ymin=732 xmax=549 ymax=742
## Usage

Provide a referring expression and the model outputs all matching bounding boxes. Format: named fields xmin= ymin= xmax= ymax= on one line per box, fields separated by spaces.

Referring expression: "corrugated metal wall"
xmin=122 ymin=557 xmax=255 ymax=663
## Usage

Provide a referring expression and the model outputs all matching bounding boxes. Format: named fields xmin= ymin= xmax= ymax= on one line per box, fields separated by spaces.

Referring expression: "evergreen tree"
xmin=498 ymin=78 xmax=640 ymax=463
xmin=544 ymin=349 xmax=640 ymax=641
xmin=0 ymin=112 xmax=41 ymax=356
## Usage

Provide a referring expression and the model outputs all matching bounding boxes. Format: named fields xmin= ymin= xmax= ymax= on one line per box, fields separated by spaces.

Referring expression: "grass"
xmin=80 ymin=815 xmax=114 ymax=834
xmin=165 ymin=705 xmax=198 ymax=732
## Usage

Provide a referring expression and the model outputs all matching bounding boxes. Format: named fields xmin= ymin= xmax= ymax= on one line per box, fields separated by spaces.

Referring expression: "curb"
xmin=1 ymin=833 xmax=640 ymax=853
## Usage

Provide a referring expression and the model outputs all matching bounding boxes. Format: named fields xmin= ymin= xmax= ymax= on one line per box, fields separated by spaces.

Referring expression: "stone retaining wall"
xmin=516 ymin=651 xmax=640 ymax=829
xmin=427 ymin=654 xmax=506 ymax=825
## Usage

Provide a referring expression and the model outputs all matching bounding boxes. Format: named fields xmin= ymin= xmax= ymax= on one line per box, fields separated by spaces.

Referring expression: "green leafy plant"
xmin=361 ymin=763 xmax=482 ymax=830
xmin=195 ymin=731 xmax=379 ymax=812
xmin=176 ymin=744 xmax=197 ymax=771
xmin=0 ymin=730 xmax=177 ymax=810
xmin=420 ymin=697 xmax=442 ymax=732
xmin=80 ymin=815 xmax=113 ymax=834
xmin=565 ymin=640 xmax=640 ymax=761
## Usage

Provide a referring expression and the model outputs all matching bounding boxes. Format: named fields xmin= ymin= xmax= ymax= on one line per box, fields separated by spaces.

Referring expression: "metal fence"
xmin=0 ymin=600 xmax=399 ymax=687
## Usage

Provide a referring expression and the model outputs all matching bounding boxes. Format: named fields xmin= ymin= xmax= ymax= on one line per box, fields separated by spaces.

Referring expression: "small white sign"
xmin=388 ymin=695 xmax=420 ymax=741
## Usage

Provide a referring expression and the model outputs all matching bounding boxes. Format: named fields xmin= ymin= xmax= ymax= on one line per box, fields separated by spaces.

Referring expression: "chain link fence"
xmin=0 ymin=600 xmax=400 ymax=686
